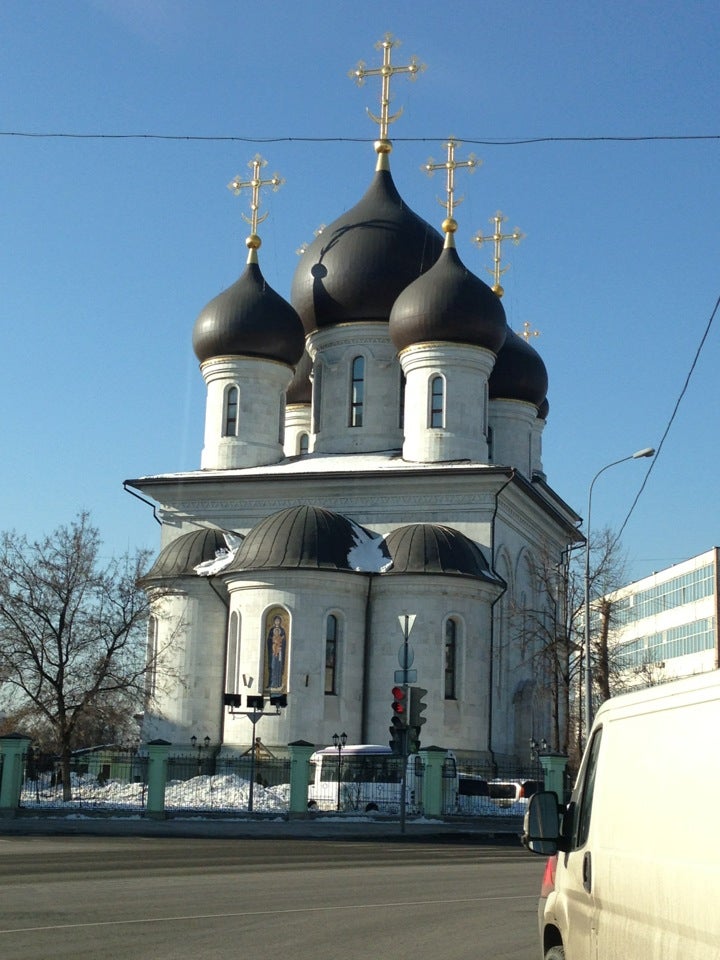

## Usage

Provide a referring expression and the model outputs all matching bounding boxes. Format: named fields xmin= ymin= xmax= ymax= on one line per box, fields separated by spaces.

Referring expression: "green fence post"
xmin=288 ymin=740 xmax=316 ymax=817
xmin=419 ymin=746 xmax=448 ymax=818
xmin=538 ymin=752 xmax=568 ymax=800
xmin=145 ymin=739 xmax=171 ymax=819
xmin=0 ymin=734 xmax=33 ymax=816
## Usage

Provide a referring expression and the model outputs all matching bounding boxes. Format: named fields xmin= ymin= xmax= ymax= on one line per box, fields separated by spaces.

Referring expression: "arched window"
xmin=299 ymin=433 xmax=310 ymax=455
xmin=312 ymin=365 xmax=322 ymax=433
xmin=398 ymin=370 xmax=406 ymax=428
xmin=226 ymin=611 xmax=241 ymax=695
xmin=444 ymin=617 xmax=458 ymax=699
xmin=278 ymin=394 xmax=285 ymax=444
xmin=429 ymin=375 xmax=445 ymax=428
xmin=325 ymin=614 xmax=339 ymax=694
xmin=223 ymin=386 xmax=239 ymax=437
xmin=145 ymin=615 xmax=158 ymax=700
xmin=349 ymin=356 xmax=365 ymax=427
xmin=487 ymin=425 xmax=494 ymax=461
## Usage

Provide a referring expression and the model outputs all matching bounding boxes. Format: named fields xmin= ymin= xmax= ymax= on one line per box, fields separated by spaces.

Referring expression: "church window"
xmin=312 ymin=365 xmax=322 ymax=433
xmin=399 ymin=370 xmax=406 ymax=428
xmin=278 ymin=394 xmax=285 ymax=444
xmin=223 ymin=386 xmax=239 ymax=437
xmin=145 ymin=616 xmax=158 ymax=700
xmin=350 ymin=356 xmax=365 ymax=427
xmin=325 ymin=614 xmax=339 ymax=694
xmin=429 ymin=375 xmax=445 ymax=428
xmin=444 ymin=617 xmax=458 ymax=699
xmin=299 ymin=433 xmax=309 ymax=455
xmin=226 ymin=612 xmax=241 ymax=695
xmin=487 ymin=425 xmax=494 ymax=461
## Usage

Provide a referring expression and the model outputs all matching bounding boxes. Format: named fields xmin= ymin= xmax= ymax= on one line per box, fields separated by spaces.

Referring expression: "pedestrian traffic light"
xmin=408 ymin=686 xmax=428 ymax=753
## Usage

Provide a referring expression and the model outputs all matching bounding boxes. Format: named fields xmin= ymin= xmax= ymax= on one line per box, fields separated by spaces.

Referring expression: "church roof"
xmin=224 ymin=505 xmax=376 ymax=572
xmin=382 ymin=523 xmax=499 ymax=580
xmin=488 ymin=328 xmax=548 ymax=407
xmin=389 ymin=246 xmax=508 ymax=354
xmin=290 ymin=168 xmax=443 ymax=334
xmin=192 ymin=261 xmax=305 ymax=366
xmin=286 ymin=349 xmax=313 ymax=405
xmin=141 ymin=527 xmax=240 ymax=581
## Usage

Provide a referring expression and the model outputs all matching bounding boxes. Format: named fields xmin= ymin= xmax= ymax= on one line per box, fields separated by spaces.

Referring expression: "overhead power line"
xmin=0 ymin=130 xmax=718 ymax=145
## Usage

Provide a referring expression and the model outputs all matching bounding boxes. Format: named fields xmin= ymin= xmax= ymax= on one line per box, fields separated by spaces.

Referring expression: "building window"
xmin=487 ymin=425 xmax=494 ymax=461
xmin=226 ymin=612 xmax=241 ymax=695
xmin=299 ymin=433 xmax=309 ymax=456
xmin=399 ymin=370 xmax=406 ymax=428
xmin=350 ymin=356 xmax=365 ymax=427
xmin=278 ymin=394 xmax=285 ymax=444
xmin=223 ymin=386 xmax=239 ymax=437
xmin=429 ymin=375 xmax=445 ymax=428
xmin=312 ymin=365 xmax=322 ymax=434
xmin=145 ymin=616 xmax=158 ymax=700
xmin=444 ymin=618 xmax=458 ymax=699
xmin=325 ymin=614 xmax=339 ymax=694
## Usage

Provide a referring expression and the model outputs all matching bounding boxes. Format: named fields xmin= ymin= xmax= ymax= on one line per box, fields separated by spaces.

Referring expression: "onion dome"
xmin=224 ymin=505 xmax=375 ymax=572
xmin=381 ymin=523 xmax=496 ymax=580
xmin=192 ymin=261 xmax=305 ymax=366
xmin=140 ymin=528 xmax=240 ymax=582
xmin=286 ymin=349 xmax=312 ymax=405
xmin=290 ymin=169 xmax=443 ymax=335
xmin=389 ymin=245 xmax=508 ymax=353
xmin=537 ymin=397 xmax=550 ymax=420
xmin=488 ymin=329 xmax=548 ymax=407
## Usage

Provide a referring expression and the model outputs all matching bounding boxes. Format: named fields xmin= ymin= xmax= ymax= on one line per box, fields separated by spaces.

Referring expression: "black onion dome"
xmin=389 ymin=246 xmax=508 ymax=354
xmin=382 ymin=523 xmax=495 ymax=579
xmin=193 ymin=261 xmax=305 ymax=366
xmin=537 ymin=397 xmax=550 ymax=420
xmin=141 ymin=528 xmax=239 ymax=581
xmin=488 ymin=329 xmax=548 ymax=407
xmin=290 ymin=169 xmax=443 ymax=335
xmin=225 ymin=505 xmax=372 ymax=572
xmin=286 ymin=349 xmax=312 ymax=405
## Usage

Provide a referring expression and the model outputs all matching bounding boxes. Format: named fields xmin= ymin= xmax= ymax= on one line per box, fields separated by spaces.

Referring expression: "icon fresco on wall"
xmin=264 ymin=606 xmax=289 ymax=694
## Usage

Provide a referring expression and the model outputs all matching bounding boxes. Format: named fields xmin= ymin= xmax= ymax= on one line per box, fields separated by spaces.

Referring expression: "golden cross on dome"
xmin=519 ymin=320 xmax=540 ymax=341
xmin=349 ymin=33 xmax=425 ymax=163
xmin=472 ymin=211 xmax=524 ymax=297
xmin=423 ymin=138 xmax=481 ymax=245
xmin=227 ymin=154 xmax=284 ymax=262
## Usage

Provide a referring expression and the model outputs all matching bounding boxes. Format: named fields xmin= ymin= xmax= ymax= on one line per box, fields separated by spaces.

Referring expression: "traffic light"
xmin=407 ymin=686 xmax=428 ymax=753
xmin=269 ymin=693 xmax=287 ymax=709
xmin=246 ymin=695 xmax=265 ymax=710
xmin=390 ymin=685 xmax=407 ymax=755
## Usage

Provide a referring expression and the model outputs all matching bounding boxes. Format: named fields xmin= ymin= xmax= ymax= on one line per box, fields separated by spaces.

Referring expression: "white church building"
xmin=125 ymin=37 xmax=582 ymax=764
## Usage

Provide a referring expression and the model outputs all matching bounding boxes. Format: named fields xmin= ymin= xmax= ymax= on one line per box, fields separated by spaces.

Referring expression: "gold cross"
xmin=349 ymin=33 xmax=425 ymax=144
xmin=227 ymin=154 xmax=284 ymax=258
xmin=423 ymin=138 xmax=480 ymax=241
xmin=519 ymin=320 xmax=540 ymax=341
xmin=472 ymin=211 xmax=524 ymax=297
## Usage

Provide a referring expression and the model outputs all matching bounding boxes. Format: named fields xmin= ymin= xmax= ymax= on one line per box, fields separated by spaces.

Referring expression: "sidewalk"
xmin=0 ymin=810 xmax=524 ymax=841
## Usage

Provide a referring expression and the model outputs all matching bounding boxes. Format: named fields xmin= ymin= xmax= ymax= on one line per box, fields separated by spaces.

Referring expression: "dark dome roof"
xmin=382 ymin=523 xmax=494 ymax=579
xmin=488 ymin=329 xmax=548 ymax=407
xmin=290 ymin=169 xmax=443 ymax=335
xmin=389 ymin=246 xmax=508 ymax=354
xmin=225 ymin=505 xmax=373 ymax=572
xmin=193 ymin=261 xmax=305 ymax=366
xmin=286 ymin=349 xmax=312 ymax=405
xmin=141 ymin=528 xmax=238 ymax=581
xmin=537 ymin=396 xmax=550 ymax=420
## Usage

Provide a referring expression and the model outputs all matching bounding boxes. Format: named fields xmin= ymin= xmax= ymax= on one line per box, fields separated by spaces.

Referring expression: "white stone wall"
xmin=200 ymin=356 xmax=293 ymax=469
xmin=307 ymin=323 xmax=404 ymax=455
xmin=398 ymin=342 xmax=495 ymax=463
xmin=283 ymin=403 xmax=312 ymax=458
xmin=488 ymin=398 xmax=538 ymax=476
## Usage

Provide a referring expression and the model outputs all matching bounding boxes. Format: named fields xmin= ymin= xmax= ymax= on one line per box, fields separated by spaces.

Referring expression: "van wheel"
xmin=545 ymin=947 xmax=565 ymax=960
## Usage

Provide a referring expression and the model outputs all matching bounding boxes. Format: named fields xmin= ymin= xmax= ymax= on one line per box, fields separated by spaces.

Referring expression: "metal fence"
xmin=445 ymin=756 xmax=544 ymax=817
xmin=307 ymin=754 xmax=425 ymax=814
xmin=164 ymin=754 xmax=290 ymax=814
xmin=20 ymin=749 xmax=148 ymax=811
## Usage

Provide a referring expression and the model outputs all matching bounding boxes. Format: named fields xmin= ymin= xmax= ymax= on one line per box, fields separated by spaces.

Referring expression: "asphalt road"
xmin=0 ymin=834 xmax=545 ymax=960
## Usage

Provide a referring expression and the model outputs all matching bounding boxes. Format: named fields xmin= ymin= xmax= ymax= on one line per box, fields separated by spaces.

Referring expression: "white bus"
xmin=307 ymin=744 xmax=431 ymax=813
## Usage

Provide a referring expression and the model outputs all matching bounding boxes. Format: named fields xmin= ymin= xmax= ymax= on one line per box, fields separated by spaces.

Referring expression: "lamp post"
xmin=583 ymin=447 xmax=654 ymax=738
xmin=190 ymin=735 xmax=211 ymax=775
xmin=332 ymin=731 xmax=347 ymax=811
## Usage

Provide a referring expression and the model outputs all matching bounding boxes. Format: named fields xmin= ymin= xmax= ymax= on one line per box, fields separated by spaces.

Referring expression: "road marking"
xmin=0 ymin=895 xmax=537 ymax=935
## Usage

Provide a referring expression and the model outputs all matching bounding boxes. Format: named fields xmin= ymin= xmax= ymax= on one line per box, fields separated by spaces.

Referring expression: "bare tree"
xmin=0 ymin=512 xmax=153 ymax=799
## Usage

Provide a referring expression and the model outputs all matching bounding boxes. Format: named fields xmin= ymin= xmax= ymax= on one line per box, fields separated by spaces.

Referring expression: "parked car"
xmin=488 ymin=778 xmax=542 ymax=807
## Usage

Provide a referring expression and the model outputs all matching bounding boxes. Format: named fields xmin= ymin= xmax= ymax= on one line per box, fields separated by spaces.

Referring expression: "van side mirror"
xmin=522 ymin=790 xmax=560 ymax=856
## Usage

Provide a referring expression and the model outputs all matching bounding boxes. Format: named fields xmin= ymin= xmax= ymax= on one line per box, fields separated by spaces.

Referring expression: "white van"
xmin=307 ymin=744 xmax=440 ymax=813
xmin=523 ymin=671 xmax=720 ymax=959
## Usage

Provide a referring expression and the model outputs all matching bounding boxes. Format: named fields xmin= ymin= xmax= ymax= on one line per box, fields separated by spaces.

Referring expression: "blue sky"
xmin=1 ymin=0 xmax=718 ymax=583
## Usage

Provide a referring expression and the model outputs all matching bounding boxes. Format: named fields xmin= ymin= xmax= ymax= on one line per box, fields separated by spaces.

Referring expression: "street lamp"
xmin=332 ymin=731 xmax=347 ymax=811
xmin=583 ymin=447 xmax=654 ymax=737
xmin=190 ymin=735 xmax=211 ymax=774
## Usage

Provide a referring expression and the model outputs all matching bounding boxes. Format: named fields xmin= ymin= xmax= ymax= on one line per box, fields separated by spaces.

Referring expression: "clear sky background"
xmin=1 ymin=0 xmax=718 ymax=583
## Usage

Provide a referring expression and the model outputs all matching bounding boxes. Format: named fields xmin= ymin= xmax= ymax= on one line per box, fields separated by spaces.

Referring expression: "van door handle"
xmin=582 ymin=852 xmax=592 ymax=892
